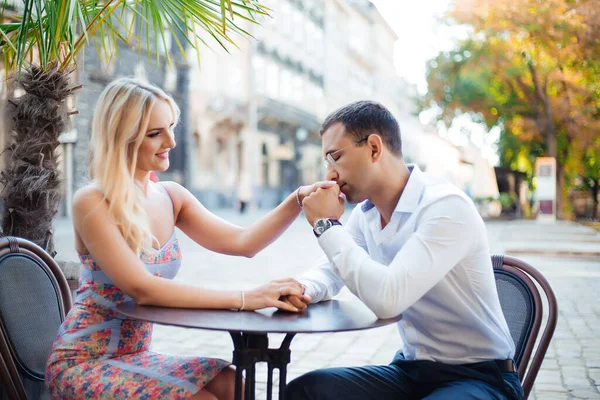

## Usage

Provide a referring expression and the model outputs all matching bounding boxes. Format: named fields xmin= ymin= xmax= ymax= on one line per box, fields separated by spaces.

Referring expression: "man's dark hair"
xmin=320 ymin=100 xmax=402 ymax=156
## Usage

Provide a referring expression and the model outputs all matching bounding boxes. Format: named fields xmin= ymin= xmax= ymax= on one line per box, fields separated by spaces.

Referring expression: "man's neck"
xmin=370 ymin=160 xmax=411 ymax=229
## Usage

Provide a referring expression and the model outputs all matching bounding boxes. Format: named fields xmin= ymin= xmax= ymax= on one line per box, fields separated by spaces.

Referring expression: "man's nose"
xmin=325 ymin=168 xmax=338 ymax=182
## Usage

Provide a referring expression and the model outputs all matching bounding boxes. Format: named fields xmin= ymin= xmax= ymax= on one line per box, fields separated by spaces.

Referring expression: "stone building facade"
xmin=186 ymin=0 xmax=423 ymax=209
xmin=1 ymin=0 xmax=436 ymax=213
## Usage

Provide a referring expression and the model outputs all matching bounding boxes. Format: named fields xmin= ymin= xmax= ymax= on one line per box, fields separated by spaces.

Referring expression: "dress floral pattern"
xmin=46 ymin=208 xmax=229 ymax=399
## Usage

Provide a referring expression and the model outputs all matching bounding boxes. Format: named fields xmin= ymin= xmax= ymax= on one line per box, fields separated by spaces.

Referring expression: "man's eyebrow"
xmin=324 ymin=147 xmax=338 ymax=156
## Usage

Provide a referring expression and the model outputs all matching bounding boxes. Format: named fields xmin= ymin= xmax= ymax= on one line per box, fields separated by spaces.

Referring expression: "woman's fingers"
xmin=249 ymin=282 xmax=311 ymax=311
xmin=314 ymin=180 xmax=337 ymax=189
xmin=272 ymin=278 xmax=304 ymax=290
xmin=300 ymin=181 xmax=337 ymax=198
xmin=278 ymin=285 xmax=304 ymax=298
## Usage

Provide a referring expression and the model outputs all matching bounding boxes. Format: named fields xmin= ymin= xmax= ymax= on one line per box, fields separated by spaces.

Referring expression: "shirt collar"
xmin=394 ymin=164 xmax=424 ymax=214
xmin=360 ymin=164 xmax=424 ymax=214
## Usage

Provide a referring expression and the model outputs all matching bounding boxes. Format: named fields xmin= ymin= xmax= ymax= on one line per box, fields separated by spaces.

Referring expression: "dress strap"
xmin=156 ymin=183 xmax=174 ymax=213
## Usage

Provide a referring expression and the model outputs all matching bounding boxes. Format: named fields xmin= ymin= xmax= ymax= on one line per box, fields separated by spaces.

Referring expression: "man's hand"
xmin=276 ymin=281 xmax=311 ymax=312
xmin=245 ymin=278 xmax=309 ymax=312
xmin=279 ymin=294 xmax=311 ymax=311
xmin=302 ymin=184 xmax=345 ymax=227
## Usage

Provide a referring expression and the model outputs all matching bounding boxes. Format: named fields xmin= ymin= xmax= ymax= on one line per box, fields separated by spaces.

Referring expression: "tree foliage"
xmin=425 ymin=0 xmax=600 ymax=218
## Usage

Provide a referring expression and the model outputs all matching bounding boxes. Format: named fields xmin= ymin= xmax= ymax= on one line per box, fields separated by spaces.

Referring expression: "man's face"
xmin=322 ymin=122 xmax=370 ymax=204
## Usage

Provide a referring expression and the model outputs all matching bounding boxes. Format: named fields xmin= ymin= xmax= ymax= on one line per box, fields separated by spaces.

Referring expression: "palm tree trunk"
xmin=0 ymin=64 xmax=77 ymax=256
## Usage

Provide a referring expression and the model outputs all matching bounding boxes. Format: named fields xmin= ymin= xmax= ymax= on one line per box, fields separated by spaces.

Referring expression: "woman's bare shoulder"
xmin=156 ymin=180 xmax=185 ymax=196
xmin=72 ymin=185 xmax=107 ymax=217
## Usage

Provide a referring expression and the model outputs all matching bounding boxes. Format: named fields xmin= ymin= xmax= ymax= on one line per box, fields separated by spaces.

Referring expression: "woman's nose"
xmin=166 ymin=130 xmax=176 ymax=148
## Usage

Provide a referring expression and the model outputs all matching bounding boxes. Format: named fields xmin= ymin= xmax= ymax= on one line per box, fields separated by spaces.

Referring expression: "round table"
xmin=118 ymin=298 xmax=401 ymax=400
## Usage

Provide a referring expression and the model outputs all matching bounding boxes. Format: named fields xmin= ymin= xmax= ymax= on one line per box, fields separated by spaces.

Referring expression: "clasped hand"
xmin=302 ymin=183 xmax=345 ymax=227
xmin=246 ymin=278 xmax=311 ymax=312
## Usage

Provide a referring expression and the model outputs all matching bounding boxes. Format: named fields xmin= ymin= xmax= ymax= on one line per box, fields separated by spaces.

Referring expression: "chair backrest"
xmin=0 ymin=236 xmax=72 ymax=400
xmin=492 ymin=254 xmax=558 ymax=399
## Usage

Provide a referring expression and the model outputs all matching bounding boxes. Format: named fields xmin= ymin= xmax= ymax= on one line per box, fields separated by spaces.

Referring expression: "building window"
xmin=315 ymin=84 xmax=324 ymax=100
xmin=293 ymin=9 xmax=304 ymax=44
xmin=317 ymin=31 xmax=324 ymax=57
xmin=252 ymin=55 xmax=266 ymax=94
xmin=266 ymin=61 xmax=280 ymax=98
xmin=292 ymin=73 xmax=303 ymax=103
xmin=280 ymin=68 xmax=293 ymax=101
xmin=227 ymin=65 xmax=242 ymax=96
xmin=279 ymin=1 xmax=292 ymax=37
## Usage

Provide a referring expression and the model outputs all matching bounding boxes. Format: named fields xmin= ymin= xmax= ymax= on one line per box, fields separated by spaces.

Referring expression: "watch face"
xmin=314 ymin=218 xmax=332 ymax=236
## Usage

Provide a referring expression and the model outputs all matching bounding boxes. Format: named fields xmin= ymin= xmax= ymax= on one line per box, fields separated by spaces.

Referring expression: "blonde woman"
xmin=45 ymin=77 xmax=333 ymax=400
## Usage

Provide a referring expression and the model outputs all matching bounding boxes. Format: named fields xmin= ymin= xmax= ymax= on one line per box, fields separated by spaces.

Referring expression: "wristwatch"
xmin=313 ymin=218 xmax=342 ymax=237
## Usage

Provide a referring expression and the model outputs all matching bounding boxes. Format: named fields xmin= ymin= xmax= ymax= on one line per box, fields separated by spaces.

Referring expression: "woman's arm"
xmin=73 ymin=187 xmax=306 ymax=310
xmin=164 ymin=181 xmax=336 ymax=258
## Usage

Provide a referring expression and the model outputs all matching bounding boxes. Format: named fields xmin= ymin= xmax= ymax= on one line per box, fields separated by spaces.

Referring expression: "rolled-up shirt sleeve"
xmin=317 ymin=195 xmax=478 ymax=319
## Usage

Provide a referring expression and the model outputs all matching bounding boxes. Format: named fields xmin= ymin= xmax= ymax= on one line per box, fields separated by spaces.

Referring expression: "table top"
xmin=117 ymin=298 xmax=401 ymax=334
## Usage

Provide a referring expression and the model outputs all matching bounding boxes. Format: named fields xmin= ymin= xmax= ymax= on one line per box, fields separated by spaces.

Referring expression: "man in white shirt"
xmin=284 ymin=101 xmax=524 ymax=399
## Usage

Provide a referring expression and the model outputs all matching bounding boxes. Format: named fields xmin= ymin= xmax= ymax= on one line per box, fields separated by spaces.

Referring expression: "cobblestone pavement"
xmin=53 ymin=211 xmax=600 ymax=399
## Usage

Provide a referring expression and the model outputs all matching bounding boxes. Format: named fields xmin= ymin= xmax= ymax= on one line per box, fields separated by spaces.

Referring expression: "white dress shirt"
xmin=301 ymin=165 xmax=515 ymax=364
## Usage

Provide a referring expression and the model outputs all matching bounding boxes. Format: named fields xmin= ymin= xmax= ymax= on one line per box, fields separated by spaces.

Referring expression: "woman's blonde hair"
xmin=89 ymin=77 xmax=179 ymax=255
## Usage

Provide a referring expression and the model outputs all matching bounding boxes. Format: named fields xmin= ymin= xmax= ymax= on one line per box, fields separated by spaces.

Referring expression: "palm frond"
xmin=0 ymin=0 xmax=269 ymax=73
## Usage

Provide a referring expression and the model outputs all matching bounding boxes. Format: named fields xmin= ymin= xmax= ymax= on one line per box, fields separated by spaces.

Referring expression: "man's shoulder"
xmin=420 ymin=174 xmax=472 ymax=204
xmin=419 ymin=175 xmax=479 ymax=219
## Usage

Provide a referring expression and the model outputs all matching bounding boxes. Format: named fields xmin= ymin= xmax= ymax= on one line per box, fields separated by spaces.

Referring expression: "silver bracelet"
xmin=296 ymin=187 xmax=303 ymax=209
xmin=239 ymin=290 xmax=245 ymax=311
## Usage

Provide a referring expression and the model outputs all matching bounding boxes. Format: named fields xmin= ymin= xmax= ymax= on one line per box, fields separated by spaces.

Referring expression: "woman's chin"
xmin=155 ymin=161 xmax=170 ymax=171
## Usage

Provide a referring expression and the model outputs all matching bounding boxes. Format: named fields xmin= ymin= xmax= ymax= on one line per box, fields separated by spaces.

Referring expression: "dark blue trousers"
xmin=286 ymin=352 xmax=525 ymax=400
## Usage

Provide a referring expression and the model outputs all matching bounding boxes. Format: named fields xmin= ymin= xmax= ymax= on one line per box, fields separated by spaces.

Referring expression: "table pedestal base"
xmin=230 ymin=332 xmax=296 ymax=400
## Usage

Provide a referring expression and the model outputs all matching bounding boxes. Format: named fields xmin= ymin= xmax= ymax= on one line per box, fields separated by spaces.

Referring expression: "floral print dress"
xmin=45 ymin=187 xmax=229 ymax=399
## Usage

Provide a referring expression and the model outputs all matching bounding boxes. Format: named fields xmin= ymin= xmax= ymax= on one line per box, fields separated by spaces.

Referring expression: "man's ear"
xmin=367 ymin=134 xmax=384 ymax=162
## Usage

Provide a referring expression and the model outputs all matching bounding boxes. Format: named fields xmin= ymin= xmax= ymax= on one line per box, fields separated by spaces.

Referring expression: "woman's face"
xmin=135 ymin=99 xmax=176 ymax=174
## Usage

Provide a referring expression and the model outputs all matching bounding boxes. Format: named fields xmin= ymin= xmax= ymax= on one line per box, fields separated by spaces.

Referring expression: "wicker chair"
xmin=0 ymin=237 xmax=72 ymax=400
xmin=492 ymin=254 xmax=558 ymax=399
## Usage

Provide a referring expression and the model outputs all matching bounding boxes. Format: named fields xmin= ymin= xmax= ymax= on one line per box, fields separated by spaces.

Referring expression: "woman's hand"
xmin=245 ymin=278 xmax=311 ymax=312
xmin=297 ymin=181 xmax=337 ymax=205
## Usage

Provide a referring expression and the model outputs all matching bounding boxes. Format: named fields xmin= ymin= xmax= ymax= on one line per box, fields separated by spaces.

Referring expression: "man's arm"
xmin=292 ymin=201 xmax=368 ymax=304
xmin=299 ymin=256 xmax=345 ymax=303
xmin=318 ymin=195 xmax=479 ymax=319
